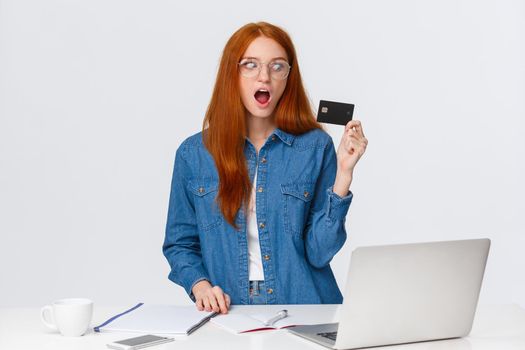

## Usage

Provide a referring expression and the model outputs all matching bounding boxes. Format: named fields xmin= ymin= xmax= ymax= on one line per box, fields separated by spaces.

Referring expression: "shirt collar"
xmin=272 ymin=128 xmax=295 ymax=146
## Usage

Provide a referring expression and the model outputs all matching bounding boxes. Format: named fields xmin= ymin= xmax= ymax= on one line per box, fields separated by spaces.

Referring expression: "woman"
xmin=163 ymin=22 xmax=367 ymax=314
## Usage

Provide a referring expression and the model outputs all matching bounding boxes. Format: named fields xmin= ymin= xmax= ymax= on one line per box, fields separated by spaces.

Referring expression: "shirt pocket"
xmin=280 ymin=181 xmax=316 ymax=237
xmin=187 ymin=179 xmax=222 ymax=231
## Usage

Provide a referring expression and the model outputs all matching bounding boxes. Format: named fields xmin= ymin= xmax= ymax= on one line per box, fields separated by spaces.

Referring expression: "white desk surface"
xmin=1 ymin=304 xmax=524 ymax=350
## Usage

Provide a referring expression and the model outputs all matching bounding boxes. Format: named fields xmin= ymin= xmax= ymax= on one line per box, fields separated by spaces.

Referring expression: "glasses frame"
xmin=237 ymin=59 xmax=292 ymax=80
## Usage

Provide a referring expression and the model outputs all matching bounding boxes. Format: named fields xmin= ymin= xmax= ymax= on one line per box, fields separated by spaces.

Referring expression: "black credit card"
xmin=316 ymin=100 xmax=354 ymax=126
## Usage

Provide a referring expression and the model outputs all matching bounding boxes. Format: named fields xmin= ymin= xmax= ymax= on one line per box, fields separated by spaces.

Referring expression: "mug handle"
xmin=40 ymin=305 xmax=58 ymax=331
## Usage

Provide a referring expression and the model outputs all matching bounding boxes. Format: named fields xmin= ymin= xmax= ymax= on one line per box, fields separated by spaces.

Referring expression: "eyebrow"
xmin=241 ymin=56 xmax=288 ymax=61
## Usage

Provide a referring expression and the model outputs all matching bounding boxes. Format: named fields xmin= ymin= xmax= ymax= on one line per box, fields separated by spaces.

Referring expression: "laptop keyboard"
xmin=317 ymin=331 xmax=337 ymax=341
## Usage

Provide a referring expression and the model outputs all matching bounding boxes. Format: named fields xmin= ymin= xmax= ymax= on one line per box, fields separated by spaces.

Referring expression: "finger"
xmin=343 ymin=130 xmax=359 ymax=145
xmin=345 ymin=134 xmax=360 ymax=148
xmin=346 ymin=120 xmax=365 ymax=139
xmin=345 ymin=136 xmax=365 ymax=156
xmin=214 ymin=291 xmax=228 ymax=314
xmin=354 ymin=121 xmax=365 ymax=138
xmin=346 ymin=127 xmax=364 ymax=141
xmin=195 ymin=297 xmax=204 ymax=311
xmin=210 ymin=286 xmax=224 ymax=312
xmin=345 ymin=120 xmax=361 ymax=132
xmin=202 ymin=296 xmax=212 ymax=312
xmin=225 ymin=294 xmax=231 ymax=309
xmin=349 ymin=134 xmax=363 ymax=144
xmin=349 ymin=135 xmax=367 ymax=150
xmin=212 ymin=287 xmax=228 ymax=313
xmin=348 ymin=136 xmax=367 ymax=156
xmin=207 ymin=293 xmax=220 ymax=313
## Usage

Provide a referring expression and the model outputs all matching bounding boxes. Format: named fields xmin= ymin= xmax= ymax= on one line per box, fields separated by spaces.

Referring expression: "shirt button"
xmin=303 ymin=191 xmax=309 ymax=198
xmin=257 ymin=187 xmax=263 ymax=193
xmin=198 ymin=187 xmax=204 ymax=193
xmin=264 ymin=255 xmax=270 ymax=261
xmin=271 ymin=136 xmax=276 ymax=141
xmin=259 ymin=222 xmax=265 ymax=229
xmin=267 ymin=288 xmax=273 ymax=294
xmin=261 ymin=157 xmax=267 ymax=163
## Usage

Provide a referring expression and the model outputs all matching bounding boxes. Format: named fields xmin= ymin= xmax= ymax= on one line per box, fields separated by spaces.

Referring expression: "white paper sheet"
xmin=95 ymin=304 xmax=216 ymax=335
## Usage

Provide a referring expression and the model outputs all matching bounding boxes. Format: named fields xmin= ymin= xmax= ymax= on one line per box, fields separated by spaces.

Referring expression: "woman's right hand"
xmin=192 ymin=280 xmax=231 ymax=314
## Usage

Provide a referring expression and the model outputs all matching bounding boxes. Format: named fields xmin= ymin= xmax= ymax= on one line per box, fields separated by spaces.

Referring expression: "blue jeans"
xmin=249 ymin=280 xmax=268 ymax=305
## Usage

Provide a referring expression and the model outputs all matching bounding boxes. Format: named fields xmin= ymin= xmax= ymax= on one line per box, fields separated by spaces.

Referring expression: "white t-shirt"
xmin=247 ymin=166 xmax=264 ymax=281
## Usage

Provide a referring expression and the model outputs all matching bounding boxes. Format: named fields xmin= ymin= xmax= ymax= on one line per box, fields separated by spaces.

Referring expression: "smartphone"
xmin=316 ymin=100 xmax=354 ymax=126
xmin=106 ymin=334 xmax=174 ymax=350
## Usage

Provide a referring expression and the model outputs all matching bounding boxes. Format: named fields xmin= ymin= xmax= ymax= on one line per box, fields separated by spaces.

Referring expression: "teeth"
xmin=258 ymin=89 xmax=268 ymax=92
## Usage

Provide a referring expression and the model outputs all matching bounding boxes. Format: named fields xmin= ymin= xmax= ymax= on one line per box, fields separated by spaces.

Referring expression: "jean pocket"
xmin=281 ymin=181 xmax=315 ymax=236
xmin=188 ymin=179 xmax=222 ymax=231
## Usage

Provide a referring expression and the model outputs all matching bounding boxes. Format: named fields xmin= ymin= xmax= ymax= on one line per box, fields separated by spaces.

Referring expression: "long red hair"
xmin=203 ymin=22 xmax=322 ymax=229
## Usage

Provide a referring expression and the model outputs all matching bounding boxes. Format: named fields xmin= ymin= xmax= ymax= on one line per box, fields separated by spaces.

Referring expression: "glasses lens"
xmin=238 ymin=59 xmax=259 ymax=78
xmin=269 ymin=60 xmax=290 ymax=80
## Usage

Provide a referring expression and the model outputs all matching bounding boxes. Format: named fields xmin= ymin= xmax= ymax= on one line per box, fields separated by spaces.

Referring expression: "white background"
xmin=1 ymin=0 xmax=523 ymax=308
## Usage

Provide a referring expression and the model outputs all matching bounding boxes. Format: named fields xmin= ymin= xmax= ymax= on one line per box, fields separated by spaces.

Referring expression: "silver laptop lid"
xmin=335 ymin=238 xmax=490 ymax=349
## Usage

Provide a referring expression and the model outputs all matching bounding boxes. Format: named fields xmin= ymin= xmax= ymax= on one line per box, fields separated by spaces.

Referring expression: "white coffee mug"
xmin=40 ymin=298 xmax=93 ymax=336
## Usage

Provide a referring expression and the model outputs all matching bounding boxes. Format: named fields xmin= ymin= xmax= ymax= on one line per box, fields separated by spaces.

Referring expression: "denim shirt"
xmin=163 ymin=127 xmax=353 ymax=304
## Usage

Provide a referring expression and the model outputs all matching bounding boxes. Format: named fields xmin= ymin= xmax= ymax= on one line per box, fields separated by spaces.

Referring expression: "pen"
xmin=264 ymin=309 xmax=288 ymax=326
xmin=187 ymin=312 xmax=218 ymax=335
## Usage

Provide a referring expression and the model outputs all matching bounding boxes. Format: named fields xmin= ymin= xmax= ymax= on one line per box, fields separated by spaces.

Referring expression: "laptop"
xmin=288 ymin=238 xmax=490 ymax=349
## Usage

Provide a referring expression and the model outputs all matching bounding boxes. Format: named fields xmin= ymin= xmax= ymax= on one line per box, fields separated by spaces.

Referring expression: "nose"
xmin=257 ymin=64 xmax=271 ymax=82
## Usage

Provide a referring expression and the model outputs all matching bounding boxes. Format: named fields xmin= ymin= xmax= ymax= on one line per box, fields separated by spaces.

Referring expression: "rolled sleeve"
xmin=326 ymin=187 xmax=353 ymax=221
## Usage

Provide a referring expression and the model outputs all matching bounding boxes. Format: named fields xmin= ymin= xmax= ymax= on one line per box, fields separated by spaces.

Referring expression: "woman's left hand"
xmin=337 ymin=120 xmax=368 ymax=175
xmin=333 ymin=120 xmax=367 ymax=196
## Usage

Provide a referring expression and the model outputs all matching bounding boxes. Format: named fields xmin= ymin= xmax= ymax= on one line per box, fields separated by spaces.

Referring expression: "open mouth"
xmin=254 ymin=89 xmax=271 ymax=105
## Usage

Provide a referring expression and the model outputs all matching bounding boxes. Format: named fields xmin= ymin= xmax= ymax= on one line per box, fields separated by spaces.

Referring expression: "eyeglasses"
xmin=238 ymin=58 xmax=291 ymax=80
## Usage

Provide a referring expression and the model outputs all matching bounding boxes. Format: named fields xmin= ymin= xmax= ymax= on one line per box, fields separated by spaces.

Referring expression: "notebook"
xmin=210 ymin=305 xmax=339 ymax=333
xmin=93 ymin=303 xmax=216 ymax=335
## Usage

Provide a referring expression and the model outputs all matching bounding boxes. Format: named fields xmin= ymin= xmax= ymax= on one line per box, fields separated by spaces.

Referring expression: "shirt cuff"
xmin=168 ymin=268 xmax=209 ymax=302
xmin=326 ymin=186 xmax=353 ymax=221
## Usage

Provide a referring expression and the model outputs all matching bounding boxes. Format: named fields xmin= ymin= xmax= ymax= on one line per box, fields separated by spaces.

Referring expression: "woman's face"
xmin=238 ymin=36 xmax=289 ymax=121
